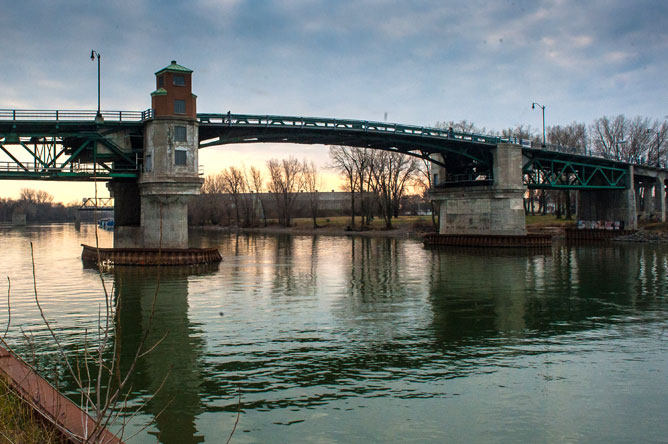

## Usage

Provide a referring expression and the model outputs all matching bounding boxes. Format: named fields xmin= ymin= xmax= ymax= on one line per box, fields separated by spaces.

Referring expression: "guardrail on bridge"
xmin=0 ymin=109 xmax=153 ymax=122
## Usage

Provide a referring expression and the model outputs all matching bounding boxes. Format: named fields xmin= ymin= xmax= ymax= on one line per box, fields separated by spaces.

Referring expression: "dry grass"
xmin=0 ymin=376 xmax=67 ymax=444
xmin=268 ymin=215 xmax=435 ymax=231
xmin=639 ymin=220 xmax=668 ymax=231
xmin=272 ymin=214 xmax=578 ymax=231
xmin=525 ymin=214 xmax=576 ymax=227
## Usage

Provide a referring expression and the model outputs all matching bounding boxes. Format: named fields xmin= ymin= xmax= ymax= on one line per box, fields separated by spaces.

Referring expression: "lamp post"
xmin=532 ymin=102 xmax=546 ymax=147
xmin=90 ymin=50 xmax=103 ymax=122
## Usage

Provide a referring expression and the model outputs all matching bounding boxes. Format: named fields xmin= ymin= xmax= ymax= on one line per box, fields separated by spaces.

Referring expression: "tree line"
xmin=188 ymin=150 xmax=429 ymax=229
xmin=437 ymin=113 xmax=667 ymax=218
xmin=438 ymin=113 xmax=667 ymax=165
xmin=0 ymin=188 xmax=77 ymax=222
xmin=189 ymin=158 xmax=326 ymax=228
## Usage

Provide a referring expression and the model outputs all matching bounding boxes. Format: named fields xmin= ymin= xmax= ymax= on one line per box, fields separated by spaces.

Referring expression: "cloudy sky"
xmin=2 ymin=0 xmax=667 ymax=202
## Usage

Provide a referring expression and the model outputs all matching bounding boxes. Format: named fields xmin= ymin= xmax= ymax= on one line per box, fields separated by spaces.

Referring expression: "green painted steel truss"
xmin=0 ymin=110 xmax=145 ymax=180
xmin=0 ymin=110 xmax=647 ymax=191
xmin=523 ymin=156 xmax=628 ymax=189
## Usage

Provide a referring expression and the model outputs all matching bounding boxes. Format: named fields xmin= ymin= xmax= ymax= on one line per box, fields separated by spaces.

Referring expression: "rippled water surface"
xmin=1 ymin=223 xmax=668 ymax=443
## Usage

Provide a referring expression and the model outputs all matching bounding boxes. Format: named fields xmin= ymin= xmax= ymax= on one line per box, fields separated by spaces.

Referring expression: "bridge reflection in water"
xmin=101 ymin=233 xmax=668 ymax=443
xmin=113 ymin=267 xmax=213 ymax=444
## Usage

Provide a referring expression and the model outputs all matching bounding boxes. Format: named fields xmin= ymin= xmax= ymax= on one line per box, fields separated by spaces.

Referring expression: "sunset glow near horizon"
xmin=1 ymin=143 xmax=346 ymax=204
xmin=2 ymin=1 xmax=667 ymax=203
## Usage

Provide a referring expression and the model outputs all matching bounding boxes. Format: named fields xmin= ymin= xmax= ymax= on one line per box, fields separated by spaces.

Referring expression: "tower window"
xmin=174 ymin=100 xmax=186 ymax=114
xmin=158 ymin=76 xmax=164 ymax=88
xmin=145 ymin=153 xmax=153 ymax=172
xmin=175 ymin=149 xmax=187 ymax=166
xmin=173 ymin=75 xmax=185 ymax=86
xmin=174 ymin=126 xmax=187 ymax=142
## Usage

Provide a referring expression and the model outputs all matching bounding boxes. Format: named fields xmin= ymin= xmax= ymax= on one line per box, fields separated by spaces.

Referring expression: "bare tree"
xmin=590 ymin=115 xmax=628 ymax=160
xmin=351 ymin=148 xmax=375 ymax=226
xmin=222 ymin=166 xmax=248 ymax=226
xmin=302 ymin=160 xmax=323 ymax=229
xmin=435 ymin=120 xmax=485 ymax=134
xmin=248 ymin=166 xmax=266 ymax=227
xmin=368 ymin=151 xmax=419 ymax=229
xmin=266 ymin=157 xmax=304 ymax=227
xmin=329 ymin=146 xmax=358 ymax=227
xmin=500 ymin=124 xmax=539 ymax=143
xmin=547 ymin=122 xmax=588 ymax=219
xmin=413 ymin=159 xmax=438 ymax=227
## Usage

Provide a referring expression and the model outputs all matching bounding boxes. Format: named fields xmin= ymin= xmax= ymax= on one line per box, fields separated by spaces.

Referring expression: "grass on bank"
xmin=525 ymin=214 xmax=577 ymax=227
xmin=0 ymin=375 xmax=67 ymax=444
xmin=257 ymin=214 xmax=577 ymax=231
xmin=280 ymin=215 xmax=434 ymax=230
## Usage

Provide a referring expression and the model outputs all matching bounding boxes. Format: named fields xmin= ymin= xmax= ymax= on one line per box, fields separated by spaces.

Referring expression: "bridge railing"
xmin=0 ymin=109 xmax=153 ymax=122
xmin=0 ymin=161 xmax=138 ymax=175
xmin=197 ymin=113 xmax=502 ymax=145
xmin=527 ymin=141 xmax=667 ymax=169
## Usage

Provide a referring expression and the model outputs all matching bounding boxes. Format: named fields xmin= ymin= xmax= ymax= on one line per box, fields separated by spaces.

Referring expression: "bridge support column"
xmin=430 ymin=143 xmax=526 ymax=235
xmin=577 ymin=166 xmax=637 ymax=229
xmin=657 ymin=173 xmax=667 ymax=222
xmin=108 ymin=179 xmax=143 ymax=248
xmin=138 ymin=118 xmax=202 ymax=249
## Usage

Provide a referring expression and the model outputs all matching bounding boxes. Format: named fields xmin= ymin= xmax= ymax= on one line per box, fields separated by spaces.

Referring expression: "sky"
xmin=1 ymin=0 xmax=667 ymax=203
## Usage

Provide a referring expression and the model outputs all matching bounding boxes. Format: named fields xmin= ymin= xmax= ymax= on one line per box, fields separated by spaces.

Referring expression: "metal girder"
xmin=523 ymin=156 xmax=628 ymax=189
xmin=79 ymin=197 xmax=114 ymax=211
xmin=0 ymin=131 xmax=139 ymax=181
xmin=3 ymin=109 xmax=664 ymax=187
xmin=197 ymin=113 xmax=495 ymax=167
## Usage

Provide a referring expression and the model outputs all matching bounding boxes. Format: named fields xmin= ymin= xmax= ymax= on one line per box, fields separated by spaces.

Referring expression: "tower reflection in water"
xmin=113 ymin=265 xmax=216 ymax=444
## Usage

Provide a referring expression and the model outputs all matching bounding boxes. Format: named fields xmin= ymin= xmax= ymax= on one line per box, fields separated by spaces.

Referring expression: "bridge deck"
xmin=1 ymin=109 xmax=665 ymax=188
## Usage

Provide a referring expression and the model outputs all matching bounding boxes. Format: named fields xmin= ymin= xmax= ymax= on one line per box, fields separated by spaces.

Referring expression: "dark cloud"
xmin=1 ymin=0 xmax=666 ymax=128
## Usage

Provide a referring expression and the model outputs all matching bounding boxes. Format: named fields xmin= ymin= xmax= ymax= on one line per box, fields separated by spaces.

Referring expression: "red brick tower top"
xmin=151 ymin=60 xmax=197 ymax=118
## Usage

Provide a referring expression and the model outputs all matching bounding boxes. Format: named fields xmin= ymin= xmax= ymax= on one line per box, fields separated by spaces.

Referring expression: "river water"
xmin=1 ymin=223 xmax=667 ymax=443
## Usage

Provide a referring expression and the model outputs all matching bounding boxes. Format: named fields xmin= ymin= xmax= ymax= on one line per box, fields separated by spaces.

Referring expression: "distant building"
xmin=212 ymin=191 xmax=377 ymax=219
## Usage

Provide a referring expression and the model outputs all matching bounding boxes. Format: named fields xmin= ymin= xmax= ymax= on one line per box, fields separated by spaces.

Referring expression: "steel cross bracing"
xmin=0 ymin=109 xmax=148 ymax=180
xmin=522 ymin=148 xmax=629 ymax=190
xmin=79 ymin=197 xmax=114 ymax=211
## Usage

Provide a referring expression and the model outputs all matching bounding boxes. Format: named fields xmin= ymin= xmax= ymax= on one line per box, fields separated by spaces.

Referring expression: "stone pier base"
xmin=435 ymin=187 xmax=526 ymax=235
xmin=430 ymin=143 xmax=527 ymax=236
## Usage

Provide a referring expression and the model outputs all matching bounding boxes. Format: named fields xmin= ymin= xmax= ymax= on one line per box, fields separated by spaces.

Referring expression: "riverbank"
xmin=197 ymin=216 xmax=668 ymax=242
xmin=0 ymin=374 xmax=66 ymax=444
xmin=613 ymin=221 xmax=668 ymax=243
xmin=198 ymin=215 xmax=436 ymax=240
xmin=198 ymin=214 xmax=574 ymax=239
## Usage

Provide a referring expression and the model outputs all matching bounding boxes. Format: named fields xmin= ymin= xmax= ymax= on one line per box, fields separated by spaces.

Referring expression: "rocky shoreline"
xmin=613 ymin=230 xmax=668 ymax=243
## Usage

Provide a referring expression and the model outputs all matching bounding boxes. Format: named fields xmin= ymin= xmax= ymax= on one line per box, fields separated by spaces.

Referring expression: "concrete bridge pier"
xmin=110 ymin=61 xmax=203 ymax=249
xmin=656 ymin=173 xmax=667 ymax=222
xmin=430 ymin=143 xmax=526 ymax=235
xmin=108 ymin=180 xmax=142 ymax=248
xmin=577 ymin=166 xmax=638 ymax=230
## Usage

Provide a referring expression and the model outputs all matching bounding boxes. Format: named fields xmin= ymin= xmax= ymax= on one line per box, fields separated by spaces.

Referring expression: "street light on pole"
xmin=90 ymin=50 xmax=103 ymax=123
xmin=532 ymin=102 xmax=546 ymax=147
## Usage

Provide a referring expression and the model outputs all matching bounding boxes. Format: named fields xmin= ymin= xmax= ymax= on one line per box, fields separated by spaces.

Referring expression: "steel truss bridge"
xmin=0 ymin=109 xmax=661 ymax=189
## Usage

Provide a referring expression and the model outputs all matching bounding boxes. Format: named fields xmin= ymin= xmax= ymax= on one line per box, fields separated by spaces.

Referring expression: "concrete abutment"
xmin=430 ymin=143 xmax=527 ymax=236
